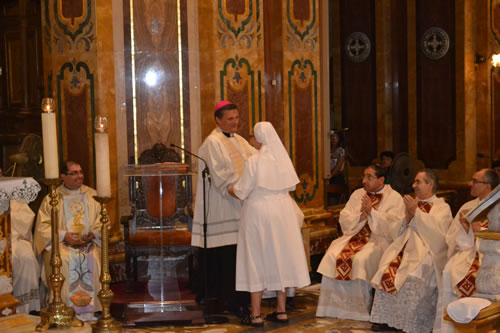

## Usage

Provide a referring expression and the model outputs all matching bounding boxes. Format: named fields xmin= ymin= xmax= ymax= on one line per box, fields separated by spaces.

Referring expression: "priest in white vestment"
xmin=433 ymin=168 xmax=498 ymax=333
xmin=34 ymin=161 xmax=102 ymax=321
xmin=370 ymin=169 xmax=453 ymax=333
xmin=10 ymin=200 xmax=40 ymax=314
xmin=316 ymin=165 xmax=405 ymax=321
xmin=191 ymin=101 xmax=256 ymax=315
xmin=228 ymin=121 xmax=310 ymax=327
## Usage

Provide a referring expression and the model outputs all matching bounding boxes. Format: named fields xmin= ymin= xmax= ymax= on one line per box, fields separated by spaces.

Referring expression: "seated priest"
xmin=34 ymin=161 xmax=102 ymax=321
xmin=370 ymin=169 xmax=453 ymax=333
xmin=433 ymin=168 xmax=498 ymax=333
xmin=10 ymin=200 xmax=40 ymax=314
xmin=316 ymin=165 xmax=405 ymax=320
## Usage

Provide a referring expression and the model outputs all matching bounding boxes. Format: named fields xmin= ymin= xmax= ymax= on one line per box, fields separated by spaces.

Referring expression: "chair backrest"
xmin=138 ymin=143 xmax=180 ymax=164
xmin=131 ymin=143 xmax=191 ymax=230
xmin=9 ymin=134 xmax=45 ymax=216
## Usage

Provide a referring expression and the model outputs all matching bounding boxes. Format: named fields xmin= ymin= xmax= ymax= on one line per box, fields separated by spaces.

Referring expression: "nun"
xmin=229 ymin=121 xmax=310 ymax=327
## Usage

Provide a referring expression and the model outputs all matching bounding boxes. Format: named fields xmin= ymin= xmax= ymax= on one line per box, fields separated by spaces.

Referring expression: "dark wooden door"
xmin=0 ymin=0 xmax=44 ymax=171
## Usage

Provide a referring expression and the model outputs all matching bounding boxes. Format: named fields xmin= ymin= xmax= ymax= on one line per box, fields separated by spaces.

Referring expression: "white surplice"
xmin=191 ymin=128 xmax=256 ymax=248
xmin=434 ymin=198 xmax=484 ymax=333
xmin=371 ymin=195 xmax=452 ymax=333
xmin=10 ymin=200 xmax=40 ymax=314
xmin=316 ymin=185 xmax=405 ymax=320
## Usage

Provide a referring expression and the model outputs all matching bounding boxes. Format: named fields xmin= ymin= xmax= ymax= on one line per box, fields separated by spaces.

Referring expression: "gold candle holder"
xmin=36 ymin=179 xmax=84 ymax=331
xmin=92 ymin=196 xmax=122 ymax=333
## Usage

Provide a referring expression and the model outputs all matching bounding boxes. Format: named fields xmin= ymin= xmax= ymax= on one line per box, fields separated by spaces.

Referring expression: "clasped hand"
xmin=458 ymin=210 xmax=481 ymax=233
xmin=64 ymin=232 xmax=95 ymax=246
xmin=403 ymin=195 xmax=417 ymax=223
xmin=359 ymin=194 xmax=373 ymax=221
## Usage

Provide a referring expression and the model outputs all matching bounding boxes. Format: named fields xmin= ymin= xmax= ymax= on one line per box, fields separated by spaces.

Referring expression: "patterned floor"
xmin=121 ymin=285 xmax=389 ymax=333
xmin=0 ymin=284 xmax=399 ymax=332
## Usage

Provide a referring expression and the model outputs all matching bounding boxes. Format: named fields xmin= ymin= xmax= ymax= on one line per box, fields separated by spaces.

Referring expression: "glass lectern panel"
xmin=118 ymin=164 xmax=202 ymax=323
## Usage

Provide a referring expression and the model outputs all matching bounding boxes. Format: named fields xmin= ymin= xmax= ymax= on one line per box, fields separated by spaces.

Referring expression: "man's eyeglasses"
xmin=66 ymin=170 xmax=84 ymax=176
xmin=471 ymin=179 xmax=488 ymax=184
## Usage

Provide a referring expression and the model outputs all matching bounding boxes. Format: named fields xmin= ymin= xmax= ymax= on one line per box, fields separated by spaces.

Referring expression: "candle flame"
xmin=95 ymin=116 xmax=108 ymax=133
xmin=41 ymin=98 xmax=55 ymax=113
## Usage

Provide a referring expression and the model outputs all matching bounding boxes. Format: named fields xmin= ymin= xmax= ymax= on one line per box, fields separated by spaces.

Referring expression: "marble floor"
xmin=0 ymin=284 xmax=397 ymax=333
xmin=117 ymin=284 xmax=388 ymax=333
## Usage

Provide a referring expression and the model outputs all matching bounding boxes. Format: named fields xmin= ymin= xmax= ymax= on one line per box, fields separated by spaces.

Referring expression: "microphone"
xmin=170 ymin=144 xmax=211 ymax=183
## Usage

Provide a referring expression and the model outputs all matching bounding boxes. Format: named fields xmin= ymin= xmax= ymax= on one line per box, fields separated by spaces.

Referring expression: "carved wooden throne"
xmin=121 ymin=143 xmax=193 ymax=293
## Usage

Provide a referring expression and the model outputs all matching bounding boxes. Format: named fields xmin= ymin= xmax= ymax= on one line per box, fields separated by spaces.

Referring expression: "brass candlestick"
xmin=36 ymin=179 xmax=84 ymax=331
xmin=92 ymin=196 xmax=122 ymax=333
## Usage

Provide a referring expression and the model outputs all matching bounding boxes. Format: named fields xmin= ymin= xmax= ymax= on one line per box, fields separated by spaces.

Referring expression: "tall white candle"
xmin=95 ymin=130 xmax=111 ymax=197
xmin=41 ymin=111 xmax=59 ymax=179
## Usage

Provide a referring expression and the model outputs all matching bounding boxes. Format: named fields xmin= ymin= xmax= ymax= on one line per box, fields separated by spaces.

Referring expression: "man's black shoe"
xmin=371 ymin=322 xmax=399 ymax=331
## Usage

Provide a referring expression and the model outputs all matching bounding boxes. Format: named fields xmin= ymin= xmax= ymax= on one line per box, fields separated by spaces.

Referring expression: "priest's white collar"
xmin=216 ymin=127 xmax=234 ymax=137
xmin=369 ymin=185 xmax=386 ymax=195
xmin=419 ymin=194 xmax=437 ymax=203
xmin=63 ymin=185 xmax=81 ymax=195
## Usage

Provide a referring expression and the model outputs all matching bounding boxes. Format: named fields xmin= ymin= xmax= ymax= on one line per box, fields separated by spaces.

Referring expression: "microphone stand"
xmin=170 ymin=144 xmax=228 ymax=324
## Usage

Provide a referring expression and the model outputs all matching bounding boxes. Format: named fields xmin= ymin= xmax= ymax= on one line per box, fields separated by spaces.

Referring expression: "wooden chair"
xmin=324 ymin=158 xmax=350 ymax=208
xmin=121 ymin=143 xmax=193 ymax=292
xmin=324 ymin=179 xmax=349 ymax=208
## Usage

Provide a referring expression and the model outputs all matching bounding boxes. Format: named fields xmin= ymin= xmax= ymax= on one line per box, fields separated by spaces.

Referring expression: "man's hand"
xmin=471 ymin=222 xmax=482 ymax=233
xmin=227 ymin=186 xmax=240 ymax=199
xmin=403 ymin=195 xmax=417 ymax=223
xmin=360 ymin=194 xmax=373 ymax=215
xmin=459 ymin=210 xmax=470 ymax=233
xmin=63 ymin=232 xmax=82 ymax=245
xmin=81 ymin=232 xmax=95 ymax=243
xmin=64 ymin=232 xmax=94 ymax=246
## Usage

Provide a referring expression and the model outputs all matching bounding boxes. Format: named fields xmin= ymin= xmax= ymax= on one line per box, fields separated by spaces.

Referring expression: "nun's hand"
xmin=228 ymin=186 xmax=240 ymax=199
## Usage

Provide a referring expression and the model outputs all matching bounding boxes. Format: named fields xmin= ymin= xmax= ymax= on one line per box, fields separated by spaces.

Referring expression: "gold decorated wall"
xmin=123 ymin=0 xmax=191 ymax=162
xmin=119 ymin=0 xmax=325 ymax=222
xmin=284 ymin=0 xmax=322 ymax=206
xmin=490 ymin=0 xmax=500 ymax=164
xmin=198 ymin=0 xmax=324 ymax=208
xmin=33 ymin=0 xmax=500 ymax=229
xmin=41 ymin=0 xmax=119 ymax=232
xmin=199 ymin=0 xmax=265 ymax=140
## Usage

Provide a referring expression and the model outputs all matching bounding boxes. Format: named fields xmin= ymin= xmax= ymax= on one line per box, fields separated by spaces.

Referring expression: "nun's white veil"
xmin=254 ymin=122 xmax=300 ymax=190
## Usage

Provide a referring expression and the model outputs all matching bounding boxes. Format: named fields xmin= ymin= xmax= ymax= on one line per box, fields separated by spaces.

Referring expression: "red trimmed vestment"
xmin=316 ymin=185 xmax=405 ymax=321
xmin=379 ymin=201 xmax=433 ymax=294
xmin=334 ymin=193 xmax=382 ymax=280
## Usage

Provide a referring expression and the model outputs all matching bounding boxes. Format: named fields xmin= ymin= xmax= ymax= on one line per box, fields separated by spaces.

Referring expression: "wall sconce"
xmin=474 ymin=52 xmax=500 ymax=67
xmin=491 ymin=54 xmax=500 ymax=67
